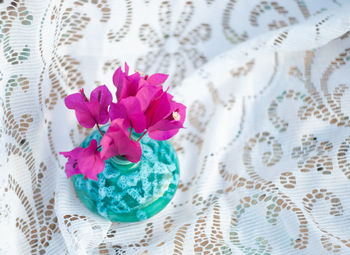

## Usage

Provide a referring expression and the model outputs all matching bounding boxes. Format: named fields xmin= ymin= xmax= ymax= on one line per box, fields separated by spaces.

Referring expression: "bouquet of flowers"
xmin=60 ymin=63 xmax=186 ymax=181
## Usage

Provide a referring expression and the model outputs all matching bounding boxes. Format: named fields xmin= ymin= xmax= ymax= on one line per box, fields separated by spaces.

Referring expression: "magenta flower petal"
xmin=136 ymin=83 xmax=163 ymax=111
xmin=148 ymin=129 xmax=179 ymax=141
xmin=112 ymin=67 xmax=123 ymax=89
xmin=146 ymin=73 xmax=169 ymax=86
xmin=148 ymin=118 xmax=184 ymax=131
xmin=65 ymin=93 xmax=95 ymax=127
xmin=90 ymin=85 xmax=112 ymax=106
xmin=87 ymin=85 xmax=112 ymax=125
xmin=144 ymin=90 xmax=186 ymax=140
xmin=110 ymin=98 xmax=146 ymax=133
xmin=60 ymin=147 xmax=83 ymax=159
xmin=118 ymin=72 xmax=141 ymax=101
xmin=117 ymin=134 xmax=142 ymax=163
xmin=64 ymin=86 xmax=112 ymax=128
xmin=65 ymin=160 xmax=82 ymax=178
xmin=61 ymin=140 xmax=105 ymax=180
xmin=64 ymin=92 xmax=85 ymax=109
xmin=75 ymin=109 xmax=97 ymax=128
xmin=147 ymin=103 xmax=186 ymax=140
xmin=60 ymin=147 xmax=84 ymax=178
xmin=77 ymin=139 xmax=105 ymax=181
xmin=100 ymin=119 xmax=142 ymax=163
xmin=109 ymin=102 xmax=128 ymax=121
xmin=113 ymin=63 xmax=129 ymax=89
xmin=99 ymin=135 xmax=117 ymax=160
xmin=145 ymin=91 xmax=172 ymax=127
xmin=120 ymin=97 xmax=146 ymax=133
xmin=113 ymin=63 xmax=142 ymax=101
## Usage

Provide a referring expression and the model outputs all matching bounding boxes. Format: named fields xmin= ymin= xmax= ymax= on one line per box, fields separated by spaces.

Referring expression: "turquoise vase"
xmin=71 ymin=125 xmax=180 ymax=222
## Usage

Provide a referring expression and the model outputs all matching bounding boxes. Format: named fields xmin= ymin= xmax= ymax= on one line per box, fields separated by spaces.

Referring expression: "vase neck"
xmin=109 ymin=156 xmax=138 ymax=173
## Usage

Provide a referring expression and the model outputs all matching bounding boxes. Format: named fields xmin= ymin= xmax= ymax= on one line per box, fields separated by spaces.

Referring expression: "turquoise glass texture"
xmin=71 ymin=126 xmax=180 ymax=222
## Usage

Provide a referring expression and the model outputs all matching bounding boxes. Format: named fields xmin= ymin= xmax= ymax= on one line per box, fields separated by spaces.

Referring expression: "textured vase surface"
xmin=71 ymin=126 xmax=180 ymax=222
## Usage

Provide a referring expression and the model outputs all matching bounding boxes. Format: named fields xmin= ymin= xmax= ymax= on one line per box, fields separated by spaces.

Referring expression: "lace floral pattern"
xmin=1 ymin=0 xmax=350 ymax=254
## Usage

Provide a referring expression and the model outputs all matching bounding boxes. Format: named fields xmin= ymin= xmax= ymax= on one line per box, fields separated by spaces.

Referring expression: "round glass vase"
xmin=71 ymin=125 xmax=180 ymax=222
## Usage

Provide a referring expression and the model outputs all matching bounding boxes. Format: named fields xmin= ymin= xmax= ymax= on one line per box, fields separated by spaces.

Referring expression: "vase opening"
xmin=108 ymin=155 xmax=139 ymax=173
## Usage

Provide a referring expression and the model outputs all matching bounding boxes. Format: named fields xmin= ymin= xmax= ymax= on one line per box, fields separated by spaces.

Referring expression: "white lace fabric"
xmin=1 ymin=0 xmax=350 ymax=254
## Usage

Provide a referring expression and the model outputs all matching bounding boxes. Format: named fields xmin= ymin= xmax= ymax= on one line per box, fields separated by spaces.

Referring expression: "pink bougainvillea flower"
xmin=111 ymin=65 xmax=185 ymax=139
xmin=113 ymin=63 xmax=141 ymax=101
xmin=60 ymin=147 xmax=84 ymax=178
xmin=65 ymin=85 xmax=112 ymax=128
xmin=60 ymin=63 xmax=186 ymax=183
xmin=109 ymin=97 xmax=146 ymax=133
xmin=60 ymin=139 xmax=105 ymax=180
xmin=100 ymin=118 xmax=142 ymax=163
xmin=113 ymin=63 xmax=168 ymax=104
xmin=145 ymin=91 xmax=186 ymax=141
xmin=111 ymin=65 xmax=166 ymax=132
xmin=144 ymin=73 xmax=169 ymax=86
xmin=77 ymin=139 xmax=105 ymax=181
xmin=135 ymin=80 xmax=163 ymax=111
xmin=109 ymin=82 xmax=167 ymax=134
